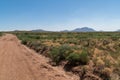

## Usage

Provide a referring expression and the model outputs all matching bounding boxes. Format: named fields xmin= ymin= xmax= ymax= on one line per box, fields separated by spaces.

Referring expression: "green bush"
xmin=21 ymin=39 xmax=27 ymax=45
xmin=67 ymin=49 xmax=89 ymax=65
xmin=50 ymin=44 xmax=73 ymax=65
xmin=66 ymin=53 xmax=80 ymax=62
xmin=79 ymin=49 xmax=89 ymax=64
xmin=50 ymin=47 xmax=61 ymax=64
xmin=35 ymin=36 xmax=40 ymax=39
xmin=50 ymin=45 xmax=89 ymax=65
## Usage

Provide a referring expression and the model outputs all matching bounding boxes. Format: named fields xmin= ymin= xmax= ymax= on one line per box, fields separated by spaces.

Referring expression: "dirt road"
xmin=0 ymin=34 xmax=79 ymax=80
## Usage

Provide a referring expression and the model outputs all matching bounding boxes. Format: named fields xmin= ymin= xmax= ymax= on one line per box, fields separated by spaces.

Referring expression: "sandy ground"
xmin=0 ymin=34 xmax=79 ymax=80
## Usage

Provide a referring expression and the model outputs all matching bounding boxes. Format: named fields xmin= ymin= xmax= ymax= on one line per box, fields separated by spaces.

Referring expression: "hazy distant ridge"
xmin=31 ymin=29 xmax=46 ymax=32
xmin=31 ymin=27 xmax=120 ymax=32
xmin=31 ymin=27 xmax=96 ymax=32
xmin=71 ymin=27 xmax=95 ymax=32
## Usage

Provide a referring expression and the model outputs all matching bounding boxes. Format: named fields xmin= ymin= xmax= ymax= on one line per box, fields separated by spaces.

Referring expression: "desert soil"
xmin=0 ymin=34 xmax=79 ymax=80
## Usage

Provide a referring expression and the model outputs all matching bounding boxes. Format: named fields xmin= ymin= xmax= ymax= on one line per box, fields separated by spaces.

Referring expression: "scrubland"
xmin=13 ymin=32 xmax=120 ymax=80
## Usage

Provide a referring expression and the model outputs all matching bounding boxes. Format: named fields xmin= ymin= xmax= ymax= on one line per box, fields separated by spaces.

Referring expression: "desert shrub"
xmin=50 ymin=44 xmax=73 ymax=65
xmin=21 ymin=39 xmax=27 ymax=45
xmin=49 ymin=47 xmax=61 ymax=64
xmin=101 ymin=68 xmax=112 ymax=80
xmin=96 ymin=58 xmax=105 ymax=68
xmin=66 ymin=53 xmax=80 ymax=64
xmin=79 ymin=49 xmax=89 ymax=64
xmin=111 ymin=36 xmax=119 ymax=41
xmin=67 ymin=39 xmax=78 ymax=44
xmin=0 ymin=33 xmax=2 ymax=36
xmin=67 ymin=49 xmax=89 ymax=65
xmin=35 ymin=36 xmax=40 ymax=39
xmin=103 ymin=40 xmax=110 ymax=45
xmin=104 ymin=59 xmax=111 ymax=68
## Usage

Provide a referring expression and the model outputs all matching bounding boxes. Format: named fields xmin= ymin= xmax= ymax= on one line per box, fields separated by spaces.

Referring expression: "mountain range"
xmin=71 ymin=27 xmax=95 ymax=32
xmin=31 ymin=27 xmax=96 ymax=32
xmin=31 ymin=29 xmax=46 ymax=32
xmin=31 ymin=27 xmax=120 ymax=32
xmin=117 ymin=29 xmax=120 ymax=32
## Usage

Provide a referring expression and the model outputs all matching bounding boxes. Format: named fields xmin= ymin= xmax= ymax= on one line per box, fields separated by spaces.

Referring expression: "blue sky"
xmin=0 ymin=0 xmax=120 ymax=31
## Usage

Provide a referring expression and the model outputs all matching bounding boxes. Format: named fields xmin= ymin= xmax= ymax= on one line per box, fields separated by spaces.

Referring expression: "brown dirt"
xmin=0 ymin=34 xmax=79 ymax=80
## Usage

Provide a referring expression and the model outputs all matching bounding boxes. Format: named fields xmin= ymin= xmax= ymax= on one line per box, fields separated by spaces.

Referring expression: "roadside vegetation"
xmin=13 ymin=31 xmax=120 ymax=80
xmin=0 ymin=32 xmax=3 ymax=36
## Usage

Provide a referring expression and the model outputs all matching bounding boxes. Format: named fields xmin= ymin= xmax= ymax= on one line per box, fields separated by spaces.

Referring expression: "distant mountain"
xmin=116 ymin=29 xmax=120 ymax=32
xmin=31 ymin=29 xmax=46 ymax=32
xmin=61 ymin=30 xmax=69 ymax=32
xmin=71 ymin=27 xmax=96 ymax=32
xmin=31 ymin=27 xmax=96 ymax=32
